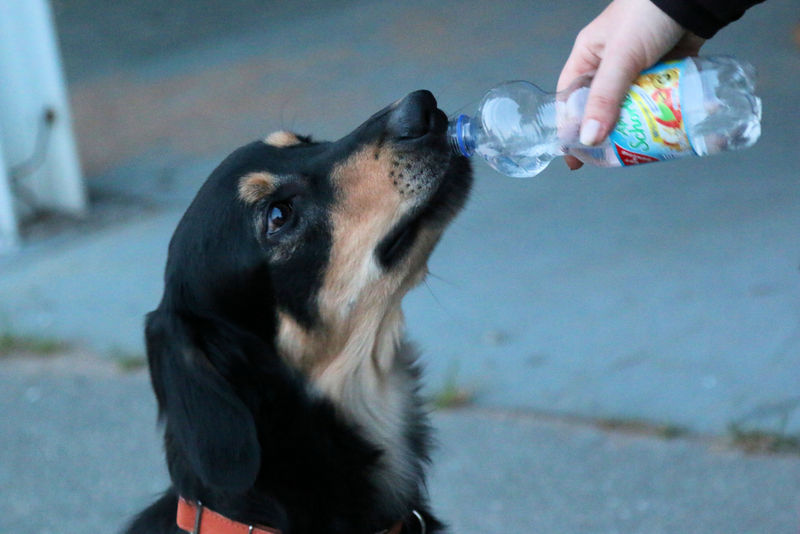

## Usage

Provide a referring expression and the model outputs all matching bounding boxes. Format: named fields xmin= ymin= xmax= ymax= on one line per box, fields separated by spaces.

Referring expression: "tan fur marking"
xmin=238 ymin=172 xmax=277 ymax=204
xmin=320 ymin=147 xmax=404 ymax=322
xmin=276 ymin=311 xmax=328 ymax=373
xmin=265 ymin=130 xmax=302 ymax=147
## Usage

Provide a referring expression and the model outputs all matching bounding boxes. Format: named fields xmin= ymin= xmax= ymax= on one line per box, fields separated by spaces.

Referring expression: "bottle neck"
xmin=447 ymin=100 xmax=562 ymax=157
xmin=447 ymin=114 xmax=475 ymax=157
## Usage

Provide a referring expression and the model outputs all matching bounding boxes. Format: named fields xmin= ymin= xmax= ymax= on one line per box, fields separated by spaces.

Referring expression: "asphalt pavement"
xmin=2 ymin=352 xmax=800 ymax=533
xmin=1 ymin=0 xmax=799 ymax=532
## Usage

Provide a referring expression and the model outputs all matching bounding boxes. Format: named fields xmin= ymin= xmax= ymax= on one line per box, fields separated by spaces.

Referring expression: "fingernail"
xmin=579 ymin=119 xmax=602 ymax=146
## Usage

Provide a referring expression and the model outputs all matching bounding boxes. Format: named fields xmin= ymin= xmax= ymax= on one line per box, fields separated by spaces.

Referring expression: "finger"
xmin=578 ymin=49 xmax=646 ymax=145
xmin=564 ymin=155 xmax=584 ymax=170
xmin=557 ymin=30 xmax=602 ymax=93
xmin=557 ymin=51 xmax=599 ymax=94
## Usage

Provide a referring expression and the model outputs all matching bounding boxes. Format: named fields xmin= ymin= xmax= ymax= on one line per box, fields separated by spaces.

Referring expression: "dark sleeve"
xmin=650 ymin=0 xmax=766 ymax=38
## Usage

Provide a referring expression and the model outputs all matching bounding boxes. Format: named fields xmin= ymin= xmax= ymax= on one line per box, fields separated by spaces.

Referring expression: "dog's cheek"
xmin=318 ymin=147 xmax=404 ymax=310
xmin=268 ymin=222 xmax=332 ymax=330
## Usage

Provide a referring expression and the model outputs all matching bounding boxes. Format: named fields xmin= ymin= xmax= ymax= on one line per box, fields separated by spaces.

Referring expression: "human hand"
xmin=557 ymin=0 xmax=705 ymax=169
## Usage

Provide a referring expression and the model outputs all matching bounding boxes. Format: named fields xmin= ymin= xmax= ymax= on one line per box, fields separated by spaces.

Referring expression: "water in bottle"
xmin=448 ymin=56 xmax=762 ymax=178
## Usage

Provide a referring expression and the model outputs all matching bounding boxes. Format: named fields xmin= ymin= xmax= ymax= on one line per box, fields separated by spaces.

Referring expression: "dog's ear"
xmin=145 ymin=309 xmax=261 ymax=492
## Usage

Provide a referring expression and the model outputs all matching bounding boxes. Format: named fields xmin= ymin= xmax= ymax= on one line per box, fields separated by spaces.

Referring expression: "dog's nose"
xmin=387 ymin=90 xmax=438 ymax=140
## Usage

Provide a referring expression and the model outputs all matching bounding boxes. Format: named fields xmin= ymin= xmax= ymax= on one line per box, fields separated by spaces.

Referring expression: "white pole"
xmin=0 ymin=132 xmax=19 ymax=254
xmin=0 ymin=0 xmax=86 ymax=217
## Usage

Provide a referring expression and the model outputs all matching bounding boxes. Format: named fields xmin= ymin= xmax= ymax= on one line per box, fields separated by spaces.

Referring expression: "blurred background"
xmin=1 ymin=0 xmax=799 ymax=532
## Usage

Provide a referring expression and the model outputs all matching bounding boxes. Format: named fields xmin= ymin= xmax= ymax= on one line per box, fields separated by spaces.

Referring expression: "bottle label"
xmin=609 ymin=60 xmax=695 ymax=166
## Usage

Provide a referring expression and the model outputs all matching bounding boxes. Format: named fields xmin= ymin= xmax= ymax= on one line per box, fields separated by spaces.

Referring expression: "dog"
xmin=123 ymin=90 xmax=472 ymax=534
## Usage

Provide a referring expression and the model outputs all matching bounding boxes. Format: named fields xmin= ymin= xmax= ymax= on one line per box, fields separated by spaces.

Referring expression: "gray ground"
xmin=1 ymin=0 xmax=799 ymax=532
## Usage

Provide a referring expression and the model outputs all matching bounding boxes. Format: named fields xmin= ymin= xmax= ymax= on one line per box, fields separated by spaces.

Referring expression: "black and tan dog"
xmin=124 ymin=90 xmax=472 ymax=534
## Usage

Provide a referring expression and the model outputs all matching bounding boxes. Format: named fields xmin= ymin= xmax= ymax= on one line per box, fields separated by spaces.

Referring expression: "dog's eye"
xmin=267 ymin=201 xmax=293 ymax=234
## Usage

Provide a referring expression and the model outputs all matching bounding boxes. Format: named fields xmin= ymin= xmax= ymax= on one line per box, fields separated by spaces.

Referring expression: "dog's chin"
xmin=376 ymin=153 xmax=472 ymax=271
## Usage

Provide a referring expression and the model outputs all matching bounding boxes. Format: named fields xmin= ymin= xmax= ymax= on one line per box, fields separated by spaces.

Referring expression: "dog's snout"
xmin=387 ymin=90 xmax=438 ymax=140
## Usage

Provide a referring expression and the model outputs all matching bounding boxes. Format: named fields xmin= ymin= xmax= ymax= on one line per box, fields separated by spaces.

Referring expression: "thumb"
xmin=578 ymin=51 xmax=646 ymax=146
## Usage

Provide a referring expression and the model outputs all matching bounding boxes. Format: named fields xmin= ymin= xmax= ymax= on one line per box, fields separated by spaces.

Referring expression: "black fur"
xmin=124 ymin=91 xmax=471 ymax=534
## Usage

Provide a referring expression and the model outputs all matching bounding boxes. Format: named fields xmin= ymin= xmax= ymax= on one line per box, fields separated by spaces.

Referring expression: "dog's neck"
xmin=276 ymin=302 xmax=422 ymax=514
xmin=276 ymin=296 xmax=404 ymax=377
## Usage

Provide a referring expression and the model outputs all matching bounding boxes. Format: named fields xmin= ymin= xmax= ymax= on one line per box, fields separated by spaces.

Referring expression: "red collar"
xmin=177 ymin=497 xmax=408 ymax=534
xmin=177 ymin=497 xmax=280 ymax=534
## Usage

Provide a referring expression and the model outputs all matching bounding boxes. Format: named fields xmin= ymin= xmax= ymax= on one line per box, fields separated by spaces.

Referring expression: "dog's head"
xmin=146 ymin=90 xmax=471 ymax=494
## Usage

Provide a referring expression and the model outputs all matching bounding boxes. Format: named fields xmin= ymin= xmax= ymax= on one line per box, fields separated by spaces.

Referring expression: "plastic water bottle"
xmin=448 ymin=56 xmax=762 ymax=178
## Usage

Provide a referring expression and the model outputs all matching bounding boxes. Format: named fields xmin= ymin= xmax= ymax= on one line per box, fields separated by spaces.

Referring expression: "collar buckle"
xmin=192 ymin=501 xmax=203 ymax=534
xmin=410 ymin=509 xmax=426 ymax=534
